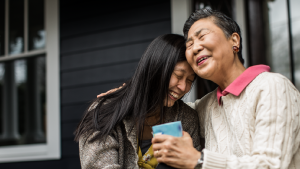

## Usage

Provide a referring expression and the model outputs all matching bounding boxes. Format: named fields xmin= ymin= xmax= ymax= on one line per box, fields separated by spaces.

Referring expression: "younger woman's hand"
xmin=97 ymin=83 xmax=125 ymax=98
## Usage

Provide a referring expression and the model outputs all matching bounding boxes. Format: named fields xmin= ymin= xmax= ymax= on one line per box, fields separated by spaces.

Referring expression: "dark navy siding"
xmin=0 ymin=0 xmax=171 ymax=168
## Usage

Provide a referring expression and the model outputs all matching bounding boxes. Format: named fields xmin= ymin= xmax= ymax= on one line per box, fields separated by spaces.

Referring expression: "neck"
xmin=144 ymin=107 xmax=161 ymax=125
xmin=214 ymin=58 xmax=246 ymax=91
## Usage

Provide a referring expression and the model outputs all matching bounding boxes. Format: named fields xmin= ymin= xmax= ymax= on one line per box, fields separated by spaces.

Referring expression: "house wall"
xmin=0 ymin=0 xmax=171 ymax=168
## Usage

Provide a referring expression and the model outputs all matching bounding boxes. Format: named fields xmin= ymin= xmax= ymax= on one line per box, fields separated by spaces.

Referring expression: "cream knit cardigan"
xmin=187 ymin=72 xmax=300 ymax=169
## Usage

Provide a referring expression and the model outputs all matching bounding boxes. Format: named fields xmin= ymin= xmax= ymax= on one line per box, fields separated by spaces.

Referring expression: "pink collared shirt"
xmin=217 ymin=65 xmax=271 ymax=105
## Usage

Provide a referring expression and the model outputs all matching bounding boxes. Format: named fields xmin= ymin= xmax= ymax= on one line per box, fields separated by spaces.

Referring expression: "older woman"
xmin=152 ymin=9 xmax=300 ymax=169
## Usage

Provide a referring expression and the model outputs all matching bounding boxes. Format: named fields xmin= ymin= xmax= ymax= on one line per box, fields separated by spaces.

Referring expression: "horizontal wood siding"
xmin=0 ymin=0 xmax=171 ymax=168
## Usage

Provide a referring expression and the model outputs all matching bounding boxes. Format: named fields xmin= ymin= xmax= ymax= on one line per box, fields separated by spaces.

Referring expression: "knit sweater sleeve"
xmin=203 ymin=74 xmax=300 ymax=169
xmin=79 ymin=131 xmax=121 ymax=169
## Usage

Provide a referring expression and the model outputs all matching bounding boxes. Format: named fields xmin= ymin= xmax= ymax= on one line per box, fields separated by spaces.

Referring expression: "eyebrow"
xmin=186 ymin=28 xmax=209 ymax=44
xmin=174 ymin=68 xmax=196 ymax=77
xmin=174 ymin=68 xmax=186 ymax=73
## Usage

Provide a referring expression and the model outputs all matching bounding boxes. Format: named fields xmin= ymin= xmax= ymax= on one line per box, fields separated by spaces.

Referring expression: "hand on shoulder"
xmin=97 ymin=83 xmax=125 ymax=98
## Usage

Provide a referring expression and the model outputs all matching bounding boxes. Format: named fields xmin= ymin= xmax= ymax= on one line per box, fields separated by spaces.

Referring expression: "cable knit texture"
xmin=187 ymin=72 xmax=300 ymax=169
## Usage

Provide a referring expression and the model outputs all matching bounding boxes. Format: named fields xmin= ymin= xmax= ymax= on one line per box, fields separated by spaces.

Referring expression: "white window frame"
xmin=0 ymin=0 xmax=60 ymax=162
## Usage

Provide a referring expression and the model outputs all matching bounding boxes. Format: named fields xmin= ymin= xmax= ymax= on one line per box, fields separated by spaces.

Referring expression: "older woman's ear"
xmin=231 ymin=32 xmax=241 ymax=48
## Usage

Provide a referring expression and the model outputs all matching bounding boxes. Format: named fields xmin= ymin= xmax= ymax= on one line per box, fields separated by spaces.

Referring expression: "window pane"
xmin=9 ymin=0 xmax=24 ymax=55
xmin=290 ymin=0 xmax=300 ymax=90
xmin=265 ymin=0 xmax=291 ymax=80
xmin=0 ymin=56 xmax=46 ymax=146
xmin=15 ymin=59 xmax=27 ymax=142
xmin=0 ymin=0 xmax=4 ymax=56
xmin=28 ymin=0 xmax=45 ymax=51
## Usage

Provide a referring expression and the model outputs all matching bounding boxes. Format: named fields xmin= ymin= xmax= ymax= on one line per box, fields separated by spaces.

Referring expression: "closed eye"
xmin=187 ymin=43 xmax=193 ymax=48
xmin=174 ymin=73 xmax=183 ymax=79
xmin=187 ymin=79 xmax=193 ymax=83
xmin=176 ymin=75 xmax=183 ymax=79
xmin=199 ymin=34 xmax=205 ymax=39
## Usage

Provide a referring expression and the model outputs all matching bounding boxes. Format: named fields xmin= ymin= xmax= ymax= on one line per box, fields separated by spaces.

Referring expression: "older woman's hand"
xmin=152 ymin=131 xmax=201 ymax=169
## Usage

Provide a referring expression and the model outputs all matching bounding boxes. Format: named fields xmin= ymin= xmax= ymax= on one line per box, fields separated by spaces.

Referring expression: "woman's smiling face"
xmin=165 ymin=61 xmax=195 ymax=107
xmin=185 ymin=17 xmax=235 ymax=82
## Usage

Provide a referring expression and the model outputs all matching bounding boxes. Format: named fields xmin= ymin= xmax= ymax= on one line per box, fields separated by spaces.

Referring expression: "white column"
xmin=171 ymin=0 xmax=197 ymax=102
xmin=233 ymin=0 xmax=249 ymax=68
xmin=171 ymin=0 xmax=192 ymax=35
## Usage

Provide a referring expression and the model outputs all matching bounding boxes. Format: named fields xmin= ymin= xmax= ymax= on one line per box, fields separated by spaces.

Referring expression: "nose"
xmin=192 ymin=42 xmax=203 ymax=55
xmin=177 ymin=80 xmax=187 ymax=92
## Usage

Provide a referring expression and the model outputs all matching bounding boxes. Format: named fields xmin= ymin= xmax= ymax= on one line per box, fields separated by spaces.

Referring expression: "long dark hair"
xmin=74 ymin=34 xmax=187 ymax=144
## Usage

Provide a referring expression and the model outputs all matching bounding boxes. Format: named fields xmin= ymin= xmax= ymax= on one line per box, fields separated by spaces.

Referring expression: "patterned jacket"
xmin=79 ymin=99 xmax=201 ymax=169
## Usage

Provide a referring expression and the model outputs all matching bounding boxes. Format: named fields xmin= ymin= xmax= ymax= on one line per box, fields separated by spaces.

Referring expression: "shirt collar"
xmin=217 ymin=65 xmax=270 ymax=105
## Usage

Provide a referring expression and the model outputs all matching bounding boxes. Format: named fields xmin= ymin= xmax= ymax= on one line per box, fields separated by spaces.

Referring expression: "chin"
xmin=166 ymin=101 xmax=175 ymax=107
xmin=196 ymin=67 xmax=213 ymax=79
xmin=195 ymin=70 xmax=206 ymax=78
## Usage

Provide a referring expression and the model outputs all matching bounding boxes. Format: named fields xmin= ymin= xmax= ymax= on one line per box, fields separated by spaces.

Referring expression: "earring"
xmin=233 ymin=46 xmax=239 ymax=53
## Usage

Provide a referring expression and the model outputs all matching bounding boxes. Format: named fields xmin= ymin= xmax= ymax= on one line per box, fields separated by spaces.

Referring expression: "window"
xmin=0 ymin=0 xmax=60 ymax=162
xmin=265 ymin=0 xmax=300 ymax=90
xmin=290 ymin=0 xmax=300 ymax=90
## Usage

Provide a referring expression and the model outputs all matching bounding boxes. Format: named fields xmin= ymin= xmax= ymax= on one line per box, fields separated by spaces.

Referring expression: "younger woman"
xmin=74 ymin=34 xmax=201 ymax=169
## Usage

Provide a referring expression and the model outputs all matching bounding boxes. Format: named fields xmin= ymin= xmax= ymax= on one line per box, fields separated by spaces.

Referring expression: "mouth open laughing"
xmin=169 ymin=90 xmax=179 ymax=100
xmin=197 ymin=55 xmax=210 ymax=66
